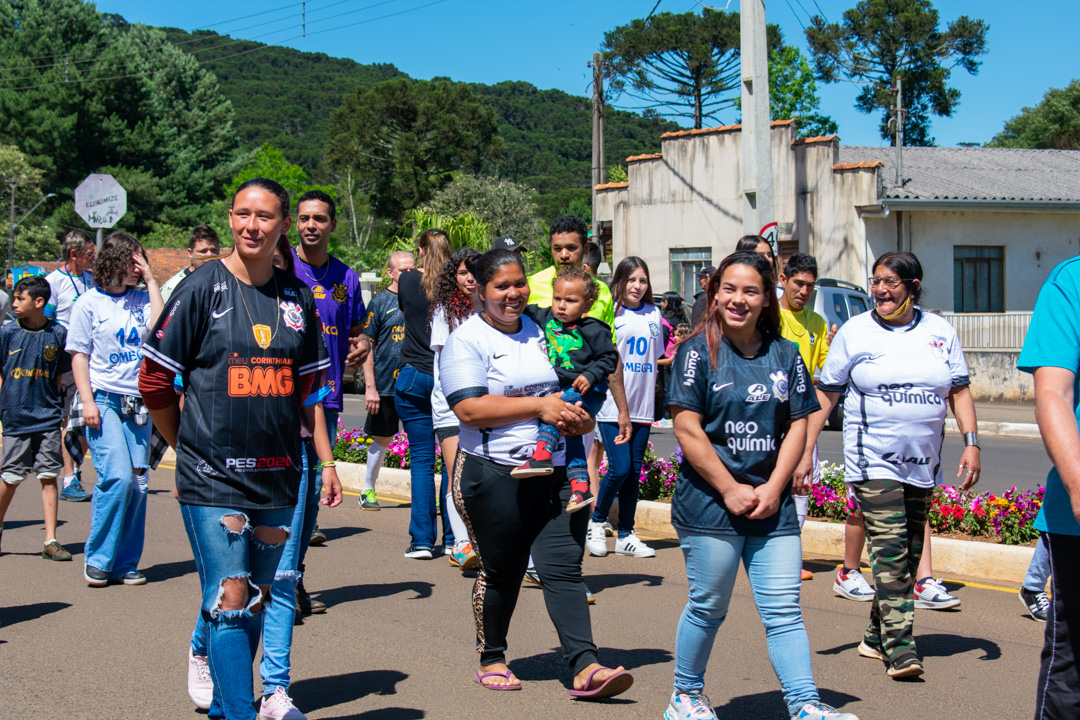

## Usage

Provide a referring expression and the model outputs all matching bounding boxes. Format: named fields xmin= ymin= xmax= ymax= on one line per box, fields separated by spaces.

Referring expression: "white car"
xmin=812 ymin=279 xmax=871 ymax=428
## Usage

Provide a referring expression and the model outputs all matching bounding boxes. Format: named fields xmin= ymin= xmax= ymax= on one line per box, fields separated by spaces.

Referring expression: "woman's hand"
xmin=537 ymin=392 xmax=585 ymax=427
xmin=133 ymin=252 xmax=157 ymax=287
xmin=721 ymin=483 xmax=760 ymax=516
xmin=957 ymin=446 xmax=981 ymax=490
xmin=321 ymin=467 xmax=343 ymax=507
xmin=82 ymin=399 xmax=101 ymax=430
xmin=792 ymin=452 xmax=814 ymax=495
xmin=614 ymin=410 xmax=632 ymax=445
xmin=747 ymin=483 xmax=782 ymax=520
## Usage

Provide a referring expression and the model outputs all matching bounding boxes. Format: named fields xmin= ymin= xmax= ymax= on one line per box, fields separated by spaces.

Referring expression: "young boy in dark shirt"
xmin=0 ymin=276 xmax=72 ymax=560
xmin=515 ymin=267 xmax=619 ymax=514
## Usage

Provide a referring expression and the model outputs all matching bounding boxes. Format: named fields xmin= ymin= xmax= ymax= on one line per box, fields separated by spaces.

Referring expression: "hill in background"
xmin=163 ymin=29 xmax=677 ymax=213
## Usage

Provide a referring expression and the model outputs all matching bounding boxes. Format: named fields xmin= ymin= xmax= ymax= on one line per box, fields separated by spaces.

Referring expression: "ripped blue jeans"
xmin=180 ymin=503 xmax=293 ymax=720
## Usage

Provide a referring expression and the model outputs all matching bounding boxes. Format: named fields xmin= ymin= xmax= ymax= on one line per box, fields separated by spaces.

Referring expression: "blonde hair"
xmin=416 ymin=228 xmax=452 ymax=301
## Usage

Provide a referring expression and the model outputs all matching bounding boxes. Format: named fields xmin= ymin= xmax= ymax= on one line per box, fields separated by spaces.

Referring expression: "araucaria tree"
xmin=805 ymin=0 xmax=988 ymax=146
xmin=602 ymin=10 xmax=781 ymax=130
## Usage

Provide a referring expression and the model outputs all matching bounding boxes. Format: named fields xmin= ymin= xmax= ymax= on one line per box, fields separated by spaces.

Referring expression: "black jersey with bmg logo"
xmin=143 ymin=261 xmax=329 ymax=510
xmin=666 ymin=333 xmax=819 ymax=537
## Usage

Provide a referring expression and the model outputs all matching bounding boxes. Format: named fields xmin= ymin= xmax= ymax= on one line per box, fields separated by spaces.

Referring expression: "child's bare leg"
xmin=0 ymin=479 xmax=19 ymax=525
xmin=587 ymin=438 xmax=603 ymax=498
xmin=844 ymin=514 xmax=865 ymax=569
xmin=41 ymin=477 xmax=59 ymax=540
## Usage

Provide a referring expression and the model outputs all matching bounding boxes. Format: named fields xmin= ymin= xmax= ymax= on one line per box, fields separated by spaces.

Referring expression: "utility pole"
xmin=890 ymin=75 xmax=904 ymax=187
xmin=302 ymin=1 xmax=306 ymax=37
xmin=590 ymin=52 xmax=606 ymax=241
xmin=740 ymin=0 xmax=774 ymax=237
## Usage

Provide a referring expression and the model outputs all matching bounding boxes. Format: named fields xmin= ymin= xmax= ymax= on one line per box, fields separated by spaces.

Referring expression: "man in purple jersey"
xmin=290 ymin=190 xmax=369 ymax=613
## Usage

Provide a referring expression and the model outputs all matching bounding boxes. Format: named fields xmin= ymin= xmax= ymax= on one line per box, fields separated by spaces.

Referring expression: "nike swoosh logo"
xmin=8 ymin=349 xmax=20 ymax=355
xmin=712 ymin=382 xmax=733 ymax=391
xmin=493 ymin=354 xmax=508 ymax=359
xmin=212 ymin=307 xmax=233 ymax=319
xmin=615 ymin=325 xmax=625 ymax=331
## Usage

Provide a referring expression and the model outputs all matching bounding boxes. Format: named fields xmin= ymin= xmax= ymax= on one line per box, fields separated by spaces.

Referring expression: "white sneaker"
xmin=258 ymin=686 xmax=307 ymax=720
xmin=603 ymin=521 xmax=615 ymax=537
xmin=791 ymin=701 xmax=859 ymax=719
xmin=587 ymin=520 xmax=609 ymax=557
xmin=833 ymin=567 xmax=874 ymax=601
xmin=915 ymin=577 xmax=961 ymax=610
xmin=187 ymin=648 xmax=212 ymax=710
xmin=614 ymin=532 xmax=656 ymax=558
xmin=665 ymin=689 xmax=717 ymax=719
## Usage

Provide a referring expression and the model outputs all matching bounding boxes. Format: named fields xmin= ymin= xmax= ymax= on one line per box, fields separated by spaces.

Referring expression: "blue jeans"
xmin=536 ymin=385 xmax=606 ymax=483
xmin=191 ymin=443 xmax=318 ymax=694
xmin=1024 ymin=534 xmax=1051 ymax=592
xmin=675 ymin=531 xmax=819 ymax=714
xmin=181 ymin=503 xmax=293 ymax=720
xmin=84 ymin=391 xmax=151 ymax=576
xmin=297 ymin=405 xmax=337 ymax=572
xmin=394 ymin=365 xmax=449 ymax=549
xmin=593 ymin=422 xmax=651 ymax=535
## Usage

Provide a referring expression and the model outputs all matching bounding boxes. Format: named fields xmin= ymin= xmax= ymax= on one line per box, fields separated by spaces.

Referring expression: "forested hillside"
xmin=164 ymin=29 xmax=677 ymax=202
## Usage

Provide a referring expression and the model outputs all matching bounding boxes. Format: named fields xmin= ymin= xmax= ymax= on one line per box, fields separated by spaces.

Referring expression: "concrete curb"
xmin=338 ymin=462 xmax=1034 ymax=586
xmin=945 ymin=419 xmax=1040 ymax=439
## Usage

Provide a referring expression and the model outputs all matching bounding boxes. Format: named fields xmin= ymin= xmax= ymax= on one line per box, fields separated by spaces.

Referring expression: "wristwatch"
xmin=963 ymin=431 xmax=980 ymax=449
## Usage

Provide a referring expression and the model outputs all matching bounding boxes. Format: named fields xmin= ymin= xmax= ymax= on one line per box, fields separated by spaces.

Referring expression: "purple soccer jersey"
xmin=291 ymin=248 xmax=365 ymax=410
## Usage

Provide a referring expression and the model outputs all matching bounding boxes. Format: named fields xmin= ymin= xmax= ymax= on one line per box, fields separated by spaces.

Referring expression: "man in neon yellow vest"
xmin=528 ymin=216 xmax=614 ymax=325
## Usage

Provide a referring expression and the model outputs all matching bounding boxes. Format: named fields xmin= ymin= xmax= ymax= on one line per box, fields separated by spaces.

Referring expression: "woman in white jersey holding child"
xmin=802 ymin=251 xmax=981 ymax=680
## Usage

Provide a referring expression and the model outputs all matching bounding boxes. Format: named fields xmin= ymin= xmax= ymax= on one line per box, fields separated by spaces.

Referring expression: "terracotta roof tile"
xmin=833 ymin=161 xmax=885 ymax=170
xmin=594 ymin=182 xmax=629 ymax=191
xmin=626 ymin=153 xmax=662 ymax=163
xmin=661 ymin=119 xmax=795 ymax=139
xmin=791 ymin=134 xmax=839 ymax=146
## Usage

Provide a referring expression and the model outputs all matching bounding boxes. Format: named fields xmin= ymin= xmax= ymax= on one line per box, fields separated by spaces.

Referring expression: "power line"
xmin=305 ymin=0 xmax=451 ymax=37
xmin=645 ymin=0 xmax=664 ymax=20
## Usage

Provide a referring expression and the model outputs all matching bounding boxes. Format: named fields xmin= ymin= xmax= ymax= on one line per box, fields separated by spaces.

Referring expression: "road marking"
xmin=159 ymin=463 xmax=175 ymax=469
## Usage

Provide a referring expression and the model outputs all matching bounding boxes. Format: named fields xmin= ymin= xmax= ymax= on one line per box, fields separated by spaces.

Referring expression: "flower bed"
xmin=334 ymin=428 xmax=1042 ymax=546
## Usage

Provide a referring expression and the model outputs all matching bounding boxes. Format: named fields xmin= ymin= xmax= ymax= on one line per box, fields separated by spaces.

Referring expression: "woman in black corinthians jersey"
xmin=140 ymin=178 xmax=328 ymax=720
xmin=440 ymin=249 xmax=633 ymax=700
xmin=664 ymin=252 xmax=856 ymax=720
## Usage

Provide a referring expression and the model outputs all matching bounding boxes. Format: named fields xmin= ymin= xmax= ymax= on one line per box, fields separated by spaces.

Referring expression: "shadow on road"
xmin=1 ymin=601 xmax=71 ymax=629
xmin=317 ymin=580 xmax=434 ymax=608
xmin=512 ymin=645 xmax=673 ymax=686
xmin=314 ymin=526 xmax=371 ymax=543
xmin=716 ymin=688 xmax=861 ymax=718
xmin=818 ymin=632 xmax=1001 ymax=661
xmin=584 ymin=573 xmax=664 ymax=592
xmin=318 ymin=708 xmax=424 ymax=720
xmin=143 ymin=558 xmax=197 ymax=582
xmin=291 ymin=669 xmax=409 ymax=712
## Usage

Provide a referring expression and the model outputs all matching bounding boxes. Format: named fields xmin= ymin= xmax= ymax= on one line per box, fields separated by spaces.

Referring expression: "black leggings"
xmin=1036 ymin=532 xmax=1080 ymax=719
xmin=454 ymin=451 xmax=598 ymax=676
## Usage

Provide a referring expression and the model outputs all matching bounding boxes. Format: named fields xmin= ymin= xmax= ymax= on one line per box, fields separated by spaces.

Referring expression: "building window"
xmin=670 ymin=248 xmax=712 ymax=299
xmin=954 ymin=246 xmax=1004 ymax=313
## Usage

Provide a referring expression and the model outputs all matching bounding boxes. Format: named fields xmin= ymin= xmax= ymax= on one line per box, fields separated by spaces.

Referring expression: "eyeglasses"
xmin=868 ymin=277 xmax=903 ymax=289
xmin=78 ymin=249 xmax=96 ymax=259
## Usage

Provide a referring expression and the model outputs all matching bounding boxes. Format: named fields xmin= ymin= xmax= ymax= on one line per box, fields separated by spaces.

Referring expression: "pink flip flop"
xmin=474 ymin=670 xmax=522 ymax=691
xmin=569 ymin=667 xmax=634 ymax=700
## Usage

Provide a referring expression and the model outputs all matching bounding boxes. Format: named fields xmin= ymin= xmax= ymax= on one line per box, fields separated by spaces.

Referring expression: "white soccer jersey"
xmin=65 ymin=287 xmax=152 ymax=396
xmin=430 ymin=307 xmax=462 ymax=430
xmin=598 ymin=303 xmax=663 ymax=424
xmin=817 ymin=309 xmax=970 ymax=489
xmin=439 ymin=313 xmax=565 ymax=466
xmin=45 ymin=268 xmax=94 ymax=327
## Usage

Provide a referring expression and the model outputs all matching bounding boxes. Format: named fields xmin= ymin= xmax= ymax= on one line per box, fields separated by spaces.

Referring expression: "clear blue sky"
xmin=95 ymin=0 xmax=1076 ymax=148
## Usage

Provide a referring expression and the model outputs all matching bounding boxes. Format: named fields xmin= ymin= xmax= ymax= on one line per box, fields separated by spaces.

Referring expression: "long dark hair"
xmin=698 ymin=251 xmax=780 ymax=367
xmin=735 ymin=234 xmax=778 ymax=276
xmin=96 ymin=231 xmax=147 ymax=290
xmin=660 ymin=291 xmax=688 ymax=324
xmin=429 ymin=247 xmax=481 ymax=332
xmin=609 ymin=256 xmax=654 ymax=311
xmin=872 ymin=251 xmax=923 ymax=304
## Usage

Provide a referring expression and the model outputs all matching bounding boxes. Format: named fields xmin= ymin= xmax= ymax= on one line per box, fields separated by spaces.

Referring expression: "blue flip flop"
xmin=474 ymin=670 xmax=522 ymax=691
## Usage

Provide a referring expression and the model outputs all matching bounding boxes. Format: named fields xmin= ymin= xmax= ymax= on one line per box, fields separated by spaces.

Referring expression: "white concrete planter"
xmin=337 ymin=461 xmax=1035 ymax=585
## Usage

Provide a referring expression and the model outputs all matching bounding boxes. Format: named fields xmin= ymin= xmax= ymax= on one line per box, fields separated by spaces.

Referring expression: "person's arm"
xmin=1035 ymin=366 xmax=1080 ymax=524
xmin=673 ymin=407 xmax=759 ymax=516
xmin=452 ymin=392 xmax=589 ymax=432
xmin=71 ymin=352 xmax=99 ymax=429
xmin=313 ymin=404 xmax=342 ymax=507
xmin=134 ymin=252 xmax=164 ymax=326
xmin=793 ymin=389 xmax=840 ymax=489
xmin=607 ymin=364 xmax=632 ymax=444
xmin=948 ymin=385 xmax=981 ymax=490
xmin=140 ymin=358 xmax=180 ymax=448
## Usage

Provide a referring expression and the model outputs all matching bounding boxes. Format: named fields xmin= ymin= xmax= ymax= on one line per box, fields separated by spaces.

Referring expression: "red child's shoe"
xmin=512 ymin=458 xmax=555 ymax=478
xmin=567 ymin=490 xmax=596 ymax=514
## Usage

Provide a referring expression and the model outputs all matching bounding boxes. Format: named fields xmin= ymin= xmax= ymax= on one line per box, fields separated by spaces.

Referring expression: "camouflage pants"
xmin=851 ymin=478 xmax=932 ymax=661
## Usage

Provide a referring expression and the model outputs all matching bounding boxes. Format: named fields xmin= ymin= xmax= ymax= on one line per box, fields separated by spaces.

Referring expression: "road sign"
xmin=74 ymin=174 xmax=126 ymax=229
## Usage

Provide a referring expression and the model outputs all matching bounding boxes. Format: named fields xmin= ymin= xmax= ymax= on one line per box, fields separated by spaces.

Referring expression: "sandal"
xmin=569 ymin=667 xmax=633 ymax=700
xmin=473 ymin=669 xmax=522 ymax=691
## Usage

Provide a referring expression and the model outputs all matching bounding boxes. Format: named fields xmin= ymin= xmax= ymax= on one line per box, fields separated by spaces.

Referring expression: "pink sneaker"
xmin=187 ymin=648 xmax=212 ymax=710
xmin=258 ymin=687 xmax=307 ymax=720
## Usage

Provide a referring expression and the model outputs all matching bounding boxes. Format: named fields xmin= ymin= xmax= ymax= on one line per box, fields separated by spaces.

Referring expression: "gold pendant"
xmin=253 ymin=324 xmax=272 ymax=349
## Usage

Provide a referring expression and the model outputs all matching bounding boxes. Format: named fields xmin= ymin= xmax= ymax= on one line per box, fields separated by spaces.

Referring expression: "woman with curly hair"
xmin=430 ymin=247 xmax=482 ymax=569
xmin=66 ymin=231 xmax=163 ymax=586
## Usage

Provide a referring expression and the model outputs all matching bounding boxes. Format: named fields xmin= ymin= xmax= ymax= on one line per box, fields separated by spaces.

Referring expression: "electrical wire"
xmin=304 ymin=0 xmax=451 ymax=37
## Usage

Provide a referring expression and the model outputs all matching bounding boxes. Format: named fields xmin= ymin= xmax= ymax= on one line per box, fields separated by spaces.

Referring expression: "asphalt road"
xmin=338 ymin=395 xmax=1053 ymax=495
xmin=1 ymin=461 xmax=1046 ymax=719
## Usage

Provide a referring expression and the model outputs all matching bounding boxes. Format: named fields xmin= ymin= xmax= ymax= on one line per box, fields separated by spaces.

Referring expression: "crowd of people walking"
xmin=0 ymin=176 xmax=1070 ymax=720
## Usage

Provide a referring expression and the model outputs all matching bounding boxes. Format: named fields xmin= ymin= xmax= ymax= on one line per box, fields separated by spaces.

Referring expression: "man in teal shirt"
xmin=1018 ymin=255 xmax=1080 ymax=718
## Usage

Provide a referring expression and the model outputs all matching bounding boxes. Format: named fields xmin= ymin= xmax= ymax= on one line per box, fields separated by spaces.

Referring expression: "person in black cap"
xmin=493 ymin=236 xmax=524 ymax=256
xmin=689 ymin=265 xmax=716 ymax=327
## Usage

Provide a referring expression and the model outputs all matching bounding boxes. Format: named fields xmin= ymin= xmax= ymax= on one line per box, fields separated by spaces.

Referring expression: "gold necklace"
xmin=784 ymin=306 xmax=808 ymax=338
xmin=235 ymin=272 xmax=280 ymax=350
xmin=300 ymin=250 xmax=331 ymax=284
